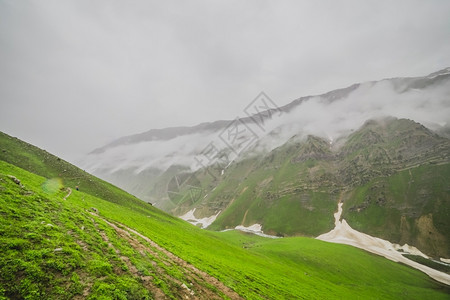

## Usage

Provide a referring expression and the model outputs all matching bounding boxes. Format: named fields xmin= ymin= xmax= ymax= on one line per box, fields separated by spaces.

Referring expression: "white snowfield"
xmin=317 ymin=203 xmax=450 ymax=285
xmin=441 ymin=258 xmax=450 ymax=264
xmin=179 ymin=208 xmax=221 ymax=229
xmin=234 ymin=224 xmax=280 ymax=239
xmin=179 ymin=209 xmax=281 ymax=239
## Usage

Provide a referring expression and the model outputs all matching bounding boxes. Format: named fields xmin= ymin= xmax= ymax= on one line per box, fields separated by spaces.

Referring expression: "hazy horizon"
xmin=1 ymin=0 xmax=450 ymax=163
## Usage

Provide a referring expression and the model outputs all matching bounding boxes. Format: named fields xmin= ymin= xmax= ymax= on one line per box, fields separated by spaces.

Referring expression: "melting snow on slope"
xmin=179 ymin=208 xmax=220 ymax=229
xmin=441 ymin=258 xmax=450 ymax=264
xmin=317 ymin=203 xmax=450 ymax=285
xmin=234 ymin=224 xmax=281 ymax=239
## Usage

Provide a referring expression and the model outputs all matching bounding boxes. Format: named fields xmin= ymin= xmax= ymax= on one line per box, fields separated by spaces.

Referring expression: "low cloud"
xmin=82 ymin=74 xmax=450 ymax=174
xmin=1 ymin=1 xmax=450 ymax=164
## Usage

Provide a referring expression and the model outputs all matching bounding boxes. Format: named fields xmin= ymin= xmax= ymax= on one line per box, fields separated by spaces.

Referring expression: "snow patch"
xmin=441 ymin=258 xmax=450 ymax=264
xmin=179 ymin=208 xmax=220 ymax=229
xmin=428 ymin=68 xmax=450 ymax=79
xmin=236 ymin=224 xmax=262 ymax=232
xmin=317 ymin=202 xmax=450 ymax=285
xmin=235 ymin=224 xmax=281 ymax=239
xmin=393 ymin=244 xmax=428 ymax=259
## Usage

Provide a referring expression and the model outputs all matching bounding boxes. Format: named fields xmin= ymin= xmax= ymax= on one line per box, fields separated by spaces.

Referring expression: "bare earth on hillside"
xmin=317 ymin=203 xmax=450 ymax=285
xmin=63 ymin=187 xmax=72 ymax=200
xmin=89 ymin=212 xmax=242 ymax=299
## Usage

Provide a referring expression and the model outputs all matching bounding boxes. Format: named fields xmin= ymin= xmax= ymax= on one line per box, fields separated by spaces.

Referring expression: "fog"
xmin=1 ymin=1 xmax=450 ymax=164
xmin=82 ymin=72 xmax=450 ymax=174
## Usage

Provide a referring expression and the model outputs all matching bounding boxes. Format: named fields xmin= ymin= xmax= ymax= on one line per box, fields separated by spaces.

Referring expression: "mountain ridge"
xmin=90 ymin=67 xmax=450 ymax=154
xmin=80 ymin=68 xmax=450 ymax=260
xmin=170 ymin=118 xmax=450 ymax=258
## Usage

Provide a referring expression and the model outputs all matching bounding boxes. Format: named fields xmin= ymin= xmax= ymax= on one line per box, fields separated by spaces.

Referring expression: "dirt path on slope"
xmin=89 ymin=212 xmax=242 ymax=299
xmin=63 ymin=187 xmax=72 ymax=200
xmin=317 ymin=201 xmax=450 ymax=286
xmin=241 ymin=209 xmax=249 ymax=225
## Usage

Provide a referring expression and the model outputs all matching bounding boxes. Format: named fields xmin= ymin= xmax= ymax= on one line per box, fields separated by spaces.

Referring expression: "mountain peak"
xmin=427 ymin=67 xmax=450 ymax=78
xmin=88 ymin=67 xmax=450 ymax=157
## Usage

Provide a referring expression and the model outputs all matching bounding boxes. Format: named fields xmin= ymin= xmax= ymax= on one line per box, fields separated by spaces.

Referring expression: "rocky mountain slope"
xmin=81 ymin=68 xmax=450 ymax=205
xmin=81 ymin=68 xmax=450 ymax=259
xmin=89 ymin=67 xmax=450 ymax=155
xmin=172 ymin=118 xmax=450 ymax=258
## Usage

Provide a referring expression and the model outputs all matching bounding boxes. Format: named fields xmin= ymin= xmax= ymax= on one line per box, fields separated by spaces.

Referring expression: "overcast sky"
xmin=1 ymin=0 xmax=450 ymax=163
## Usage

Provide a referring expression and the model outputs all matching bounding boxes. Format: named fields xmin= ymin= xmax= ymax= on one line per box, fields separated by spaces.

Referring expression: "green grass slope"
xmin=176 ymin=135 xmax=339 ymax=237
xmin=1 ymin=132 xmax=449 ymax=298
xmin=0 ymin=161 xmax=237 ymax=299
xmin=1 ymin=161 xmax=449 ymax=299
xmin=0 ymin=132 xmax=151 ymax=211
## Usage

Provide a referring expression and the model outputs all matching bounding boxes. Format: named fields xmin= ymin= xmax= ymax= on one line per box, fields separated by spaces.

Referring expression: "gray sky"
xmin=1 ymin=0 xmax=450 ymax=163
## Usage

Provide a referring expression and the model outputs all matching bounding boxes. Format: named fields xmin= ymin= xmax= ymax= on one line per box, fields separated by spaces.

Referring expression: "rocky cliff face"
xmin=81 ymin=68 xmax=450 ymax=258
xmin=170 ymin=118 xmax=450 ymax=258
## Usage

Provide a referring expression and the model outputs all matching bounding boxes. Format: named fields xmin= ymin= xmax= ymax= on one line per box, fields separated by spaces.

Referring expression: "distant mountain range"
xmin=90 ymin=67 xmax=450 ymax=154
xmin=81 ymin=68 xmax=450 ymax=258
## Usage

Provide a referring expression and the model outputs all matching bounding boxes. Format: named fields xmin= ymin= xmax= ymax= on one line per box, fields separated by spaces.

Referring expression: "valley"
xmin=1 ymin=132 xmax=449 ymax=298
xmin=1 ymin=68 xmax=450 ymax=298
xmin=81 ymin=69 xmax=450 ymax=264
xmin=2 ymin=2 xmax=450 ymax=298
xmin=159 ymin=118 xmax=450 ymax=260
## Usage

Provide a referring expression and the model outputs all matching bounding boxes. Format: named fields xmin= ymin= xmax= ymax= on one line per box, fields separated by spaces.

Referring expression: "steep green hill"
xmin=1 ymin=132 xmax=449 ymax=298
xmin=0 ymin=132 xmax=156 ymax=211
xmin=170 ymin=118 xmax=450 ymax=258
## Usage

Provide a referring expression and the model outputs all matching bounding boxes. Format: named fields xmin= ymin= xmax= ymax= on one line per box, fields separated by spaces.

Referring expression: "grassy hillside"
xmin=0 ymin=132 xmax=151 ymax=211
xmin=1 ymin=161 xmax=449 ymax=299
xmin=342 ymin=163 xmax=450 ymax=257
xmin=174 ymin=135 xmax=339 ymax=237
xmin=0 ymin=161 xmax=238 ymax=299
xmin=1 ymin=132 xmax=449 ymax=298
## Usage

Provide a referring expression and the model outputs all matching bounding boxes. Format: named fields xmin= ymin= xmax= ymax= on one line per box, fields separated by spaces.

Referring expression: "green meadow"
xmin=1 ymin=160 xmax=449 ymax=299
xmin=0 ymin=131 xmax=449 ymax=299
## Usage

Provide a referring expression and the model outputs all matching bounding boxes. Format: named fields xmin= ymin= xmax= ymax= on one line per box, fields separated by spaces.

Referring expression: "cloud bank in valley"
xmin=1 ymin=1 xmax=450 ymax=163
xmin=82 ymin=73 xmax=450 ymax=174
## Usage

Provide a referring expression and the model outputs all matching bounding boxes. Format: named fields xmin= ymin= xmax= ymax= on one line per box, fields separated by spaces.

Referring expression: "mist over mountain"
xmin=82 ymin=68 xmax=450 ymax=184
xmin=1 ymin=132 xmax=449 ymax=296
xmin=3 ymin=1 xmax=450 ymax=296
xmin=77 ymin=68 xmax=450 ymax=261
